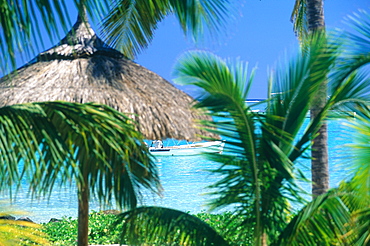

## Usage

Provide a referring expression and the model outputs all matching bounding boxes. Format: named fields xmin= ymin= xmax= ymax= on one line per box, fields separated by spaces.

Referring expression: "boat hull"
xmin=149 ymin=141 xmax=225 ymax=156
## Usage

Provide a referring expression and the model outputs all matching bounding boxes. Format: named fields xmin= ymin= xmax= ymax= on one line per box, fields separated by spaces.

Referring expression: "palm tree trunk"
xmin=307 ymin=0 xmax=325 ymax=31
xmin=261 ymin=233 xmax=268 ymax=246
xmin=307 ymin=0 xmax=329 ymax=198
xmin=310 ymin=84 xmax=329 ymax=197
xmin=78 ymin=169 xmax=90 ymax=246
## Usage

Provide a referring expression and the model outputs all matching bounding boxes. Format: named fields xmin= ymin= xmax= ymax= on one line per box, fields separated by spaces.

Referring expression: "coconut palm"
xmin=170 ymin=35 xmax=336 ymax=246
xmin=114 ymin=37 xmax=336 ymax=246
xmin=0 ymin=101 xmax=161 ymax=246
xmin=291 ymin=0 xmax=329 ymax=197
xmin=114 ymin=11 xmax=370 ymax=245
xmin=1 ymin=1 xmax=232 ymax=245
xmin=280 ymin=12 xmax=370 ymax=244
xmin=275 ymin=109 xmax=370 ymax=246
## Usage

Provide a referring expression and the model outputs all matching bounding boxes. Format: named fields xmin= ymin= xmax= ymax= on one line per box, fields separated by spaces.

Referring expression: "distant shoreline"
xmin=245 ymin=99 xmax=265 ymax=102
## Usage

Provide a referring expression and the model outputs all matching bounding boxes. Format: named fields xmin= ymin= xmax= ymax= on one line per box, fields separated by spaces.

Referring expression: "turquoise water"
xmin=2 ymin=118 xmax=356 ymax=223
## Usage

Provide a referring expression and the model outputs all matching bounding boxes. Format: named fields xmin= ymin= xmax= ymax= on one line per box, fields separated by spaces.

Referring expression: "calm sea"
xmin=2 ymin=113 xmax=357 ymax=223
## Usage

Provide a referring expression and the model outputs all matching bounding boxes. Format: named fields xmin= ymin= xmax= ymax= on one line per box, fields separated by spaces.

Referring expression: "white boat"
xmin=149 ymin=140 xmax=225 ymax=156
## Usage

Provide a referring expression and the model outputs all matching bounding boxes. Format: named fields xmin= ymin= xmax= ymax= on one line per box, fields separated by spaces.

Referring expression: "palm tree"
xmin=114 ymin=37 xmax=334 ymax=246
xmin=265 ymin=9 xmax=370 ymax=246
xmin=1 ymin=1 xmax=233 ymax=245
xmin=172 ymin=33 xmax=337 ymax=246
xmin=291 ymin=0 xmax=329 ymax=197
xmin=0 ymin=101 xmax=161 ymax=246
xmin=276 ymin=109 xmax=370 ymax=246
xmin=114 ymin=11 xmax=370 ymax=245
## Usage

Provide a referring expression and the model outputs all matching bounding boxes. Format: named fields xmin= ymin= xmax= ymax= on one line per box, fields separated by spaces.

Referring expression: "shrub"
xmin=43 ymin=210 xmax=252 ymax=245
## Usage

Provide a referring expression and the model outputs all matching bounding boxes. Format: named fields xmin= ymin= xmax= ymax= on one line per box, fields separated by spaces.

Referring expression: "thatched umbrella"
xmin=0 ymin=15 xmax=215 ymax=141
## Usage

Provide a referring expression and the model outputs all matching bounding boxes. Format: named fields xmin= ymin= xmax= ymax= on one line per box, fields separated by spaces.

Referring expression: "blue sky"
xmin=5 ymin=0 xmax=370 ymax=99
xmin=134 ymin=0 xmax=369 ymax=99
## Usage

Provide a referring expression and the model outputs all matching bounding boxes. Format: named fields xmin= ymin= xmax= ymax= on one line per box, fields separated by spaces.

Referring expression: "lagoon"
xmin=2 ymin=118 xmax=356 ymax=223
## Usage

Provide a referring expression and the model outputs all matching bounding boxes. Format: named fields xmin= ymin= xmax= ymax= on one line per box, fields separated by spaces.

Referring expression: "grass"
xmin=41 ymin=210 xmax=253 ymax=245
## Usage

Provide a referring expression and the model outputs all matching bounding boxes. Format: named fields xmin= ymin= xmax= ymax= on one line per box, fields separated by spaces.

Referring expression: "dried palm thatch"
xmin=0 ymin=16 xmax=217 ymax=141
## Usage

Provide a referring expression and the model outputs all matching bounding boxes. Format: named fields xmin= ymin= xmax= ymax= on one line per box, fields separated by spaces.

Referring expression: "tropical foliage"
xmin=276 ymin=107 xmax=370 ymax=246
xmin=100 ymin=0 xmax=232 ymax=59
xmin=0 ymin=0 xmax=107 ymax=70
xmin=0 ymin=101 xmax=161 ymax=202
xmin=42 ymin=211 xmax=124 ymax=245
xmin=292 ymin=0 xmax=329 ymax=197
xmin=0 ymin=101 xmax=161 ymax=245
xmin=114 ymin=11 xmax=370 ymax=246
xmin=41 ymin=210 xmax=248 ymax=245
xmin=0 ymin=1 xmax=234 ymax=245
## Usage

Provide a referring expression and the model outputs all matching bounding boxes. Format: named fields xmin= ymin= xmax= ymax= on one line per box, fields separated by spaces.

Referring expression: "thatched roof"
xmin=0 ymin=16 xmax=215 ymax=141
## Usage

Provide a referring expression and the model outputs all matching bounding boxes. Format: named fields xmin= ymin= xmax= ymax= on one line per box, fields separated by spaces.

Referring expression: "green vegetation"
xmin=114 ymin=10 xmax=370 ymax=246
xmin=0 ymin=1 xmax=232 ymax=245
xmin=1 ymin=1 xmax=370 ymax=245
xmin=195 ymin=212 xmax=253 ymax=246
xmin=0 ymin=102 xmax=161 ymax=246
xmin=41 ymin=211 xmax=249 ymax=246
xmin=42 ymin=212 xmax=123 ymax=246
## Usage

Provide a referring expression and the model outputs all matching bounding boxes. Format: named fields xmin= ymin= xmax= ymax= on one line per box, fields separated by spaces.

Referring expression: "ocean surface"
xmin=1 ymin=114 xmax=357 ymax=223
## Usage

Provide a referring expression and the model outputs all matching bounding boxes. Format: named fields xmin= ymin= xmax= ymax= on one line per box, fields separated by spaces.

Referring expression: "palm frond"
xmin=343 ymin=111 xmax=370 ymax=201
xmin=274 ymin=188 xmax=352 ymax=246
xmin=0 ymin=103 xmax=75 ymax=197
xmin=0 ymin=0 xmax=109 ymax=73
xmin=275 ymin=178 xmax=370 ymax=246
xmin=0 ymin=101 xmax=161 ymax=210
xmin=330 ymin=10 xmax=370 ymax=96
xmin=100 ymin=0 xmax=232 ymax=59
xmin=36 ymin=101 xmax=161 ymax=209
xmin=116 ymin=206 xmax=230 ymax=246
xmin=173 ymin=50 xmax=313 ymax=244
xmin=172 ymin=36 xmax=344 ymax=242
xmin=339 ymin=112 xmax=370 ymax=245
xmin=275 ymin=105 xmax=370 ymax=246
xmin=344 ymin=10 xmax=370 ymax=56
xmin=272 ymin=32 xmax=339 ymax=162
xmin=291 ymin=0 xmax=308 ymax=43
xmin=327 ymin=11 xmax=370 ymax=116
xmin=329 ymin=72 xmax=370 ymax=115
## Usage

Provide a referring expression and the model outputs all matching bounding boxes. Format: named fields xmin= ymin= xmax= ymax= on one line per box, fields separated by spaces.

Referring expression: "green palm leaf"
xmin=291 ymin=0 xmax=308 ymax=43
xmin=0 ymin=101 xmax=161 ymax=207
xmin=173 ymin=51 xmax=290 ymax=244
xmin=102 ymin=10 xmax=370 ymax=246
xmin=172 ymin=38 xmax=339 ymax=244
xmin=270 ymin=12 xmax=370 ymax=246
xmin=0 ymin=0 xmax=109 ymax=72
xmin=275 ymin=176 xmax=369 ymax=246
xmin=116 ymin=206 xmax=230 ymax=246
xmin=0 ymin=103 xmax=75 ymax=197
xmin=274 ymin=188 xmax=352 ymax=246
xmin=34 ymin=101 xmax=161 ymax=208
xmin=0 ymin=101 xmax=161 ymax=246
xmin=338 ymin=110 xmax=370 ymax=245
xmin=329 ymin=10 xmax=370 ymax=114
xmin=100 ymin=0 xmax=232 ymax=59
